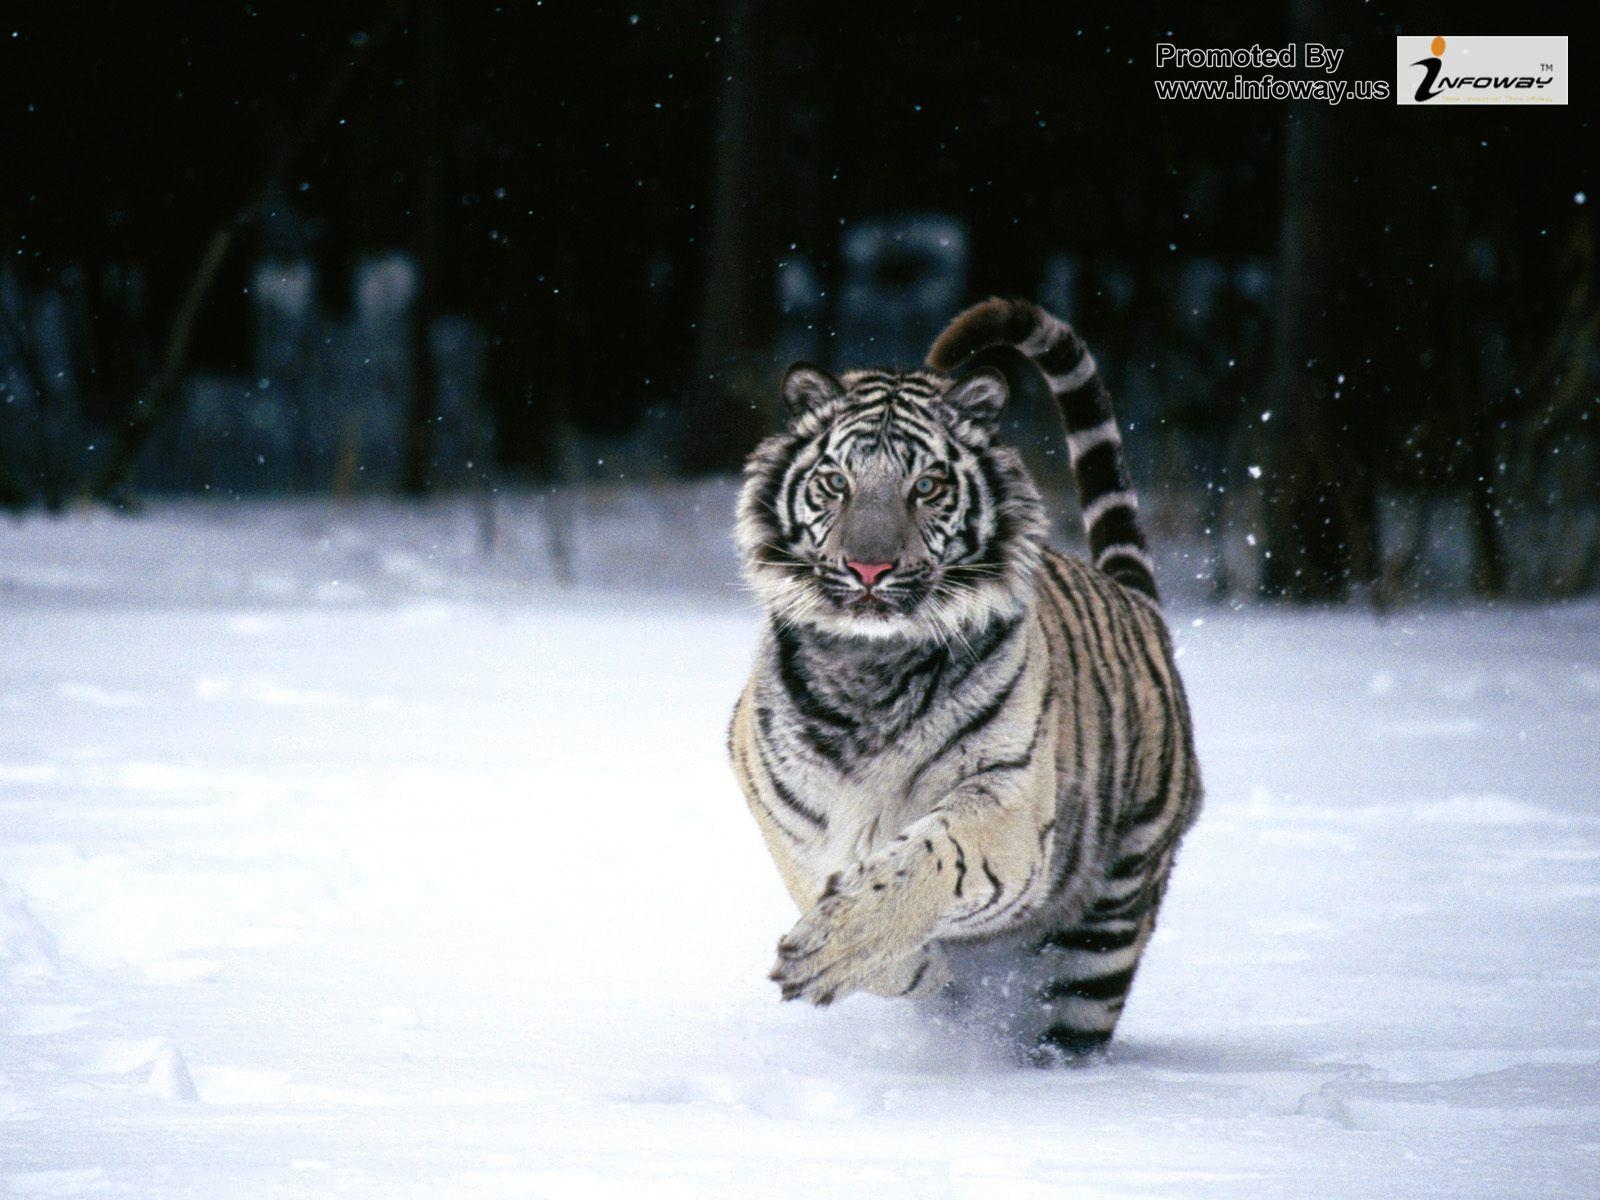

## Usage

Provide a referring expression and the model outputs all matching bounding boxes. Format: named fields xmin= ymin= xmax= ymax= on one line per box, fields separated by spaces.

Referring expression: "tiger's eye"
xmin=824 ymin=471 xmax=848 ymax=493
xmin=913 ymin=476 xmax=942 ymax=498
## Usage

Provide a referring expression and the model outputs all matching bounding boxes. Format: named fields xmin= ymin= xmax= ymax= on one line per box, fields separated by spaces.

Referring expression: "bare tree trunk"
xmin=1466 ymin=406 xmax=1509 ymax=600
xmin=688 ymin=0 xmax=777 ymax=471
xmin=0 ymin=465 xmax=26 ymax=511
xmin=1261 ymin=98 xmax=1343 ymax=600
xmin=90 ymin=9 xmax=401 ymax=506
xmin=542 ymin=404 xmax=581 ymax=585
xmin=1260 ymin=5 xmax=1377 ymax=602
xmin=471 ymin=397 xmax=497 ymax=557
xmin=91 ymin=214 xmax=252 ymax=505
xmin=401 ymin=0 xmax=444 ymax=497
xmin=0 ymin=294 xmax=71 ymax=511
xmin=1505 ymin=222 xmax=1598 ymax=595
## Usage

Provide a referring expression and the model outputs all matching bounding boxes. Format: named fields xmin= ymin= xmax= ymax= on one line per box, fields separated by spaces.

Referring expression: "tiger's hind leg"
xmin=926 ymin=921 xmax=1145 ymax=1064
xmin=1025 ymin=766 xmax=1200 ymax=1063
xmin=1027 ymin=906 xmax=1157 ymax=1064
xmin=921 ymin=833 xmax=1189 ymax=1064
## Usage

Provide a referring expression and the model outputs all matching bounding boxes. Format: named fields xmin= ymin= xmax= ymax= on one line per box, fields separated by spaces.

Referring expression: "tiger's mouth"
xmin=847 ymin=592 xmax=896 ymax=616
xmin=828 ymin=580 xmax=929 ymax=622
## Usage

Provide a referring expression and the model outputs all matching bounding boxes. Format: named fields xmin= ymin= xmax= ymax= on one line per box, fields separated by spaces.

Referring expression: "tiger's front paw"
xmin=859 ymin=941 xmax=951 ymax=1000
xmin=768 ymin=853 xmax=937 ymax=1005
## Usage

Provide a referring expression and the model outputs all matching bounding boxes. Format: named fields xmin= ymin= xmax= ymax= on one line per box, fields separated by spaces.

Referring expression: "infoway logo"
xmin=1397 ymin=35 xmax=1568 ymax=105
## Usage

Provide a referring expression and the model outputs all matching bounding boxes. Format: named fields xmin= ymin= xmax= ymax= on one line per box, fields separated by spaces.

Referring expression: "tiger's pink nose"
xmin=846 ymin=560 xmax=894 ymax=588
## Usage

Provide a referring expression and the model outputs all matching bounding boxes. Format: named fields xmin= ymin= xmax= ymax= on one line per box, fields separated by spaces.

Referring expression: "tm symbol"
xmin=1541 ymin=62 xmax=1554 ymax=71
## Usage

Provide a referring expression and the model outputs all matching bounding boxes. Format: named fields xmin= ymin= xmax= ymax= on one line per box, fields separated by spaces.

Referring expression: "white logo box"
xmin=1396 ymin=35 xmax=1568 ymax=105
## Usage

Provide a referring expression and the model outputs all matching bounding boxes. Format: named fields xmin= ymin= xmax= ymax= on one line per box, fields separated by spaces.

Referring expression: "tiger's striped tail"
xmin=928 ymin=297 xmax=1159 ymax=604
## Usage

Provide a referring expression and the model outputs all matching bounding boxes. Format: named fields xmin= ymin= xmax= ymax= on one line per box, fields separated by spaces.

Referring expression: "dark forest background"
xmin=1 ymin=1 xmax=1595 ymax=602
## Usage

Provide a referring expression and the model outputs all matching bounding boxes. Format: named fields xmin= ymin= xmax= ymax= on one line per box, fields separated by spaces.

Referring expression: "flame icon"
xmin=1431 ymin=35 xmax=1446 ymax=56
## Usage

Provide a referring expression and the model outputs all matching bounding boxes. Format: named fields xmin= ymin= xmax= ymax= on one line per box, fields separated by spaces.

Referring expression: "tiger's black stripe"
xmin=1041 ymin=966 xmax=1137 ymax=1003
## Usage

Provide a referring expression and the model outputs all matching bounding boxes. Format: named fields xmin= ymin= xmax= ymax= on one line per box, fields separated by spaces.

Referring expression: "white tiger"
xmin=729 ymin=298 xmax=1201 ymax=1060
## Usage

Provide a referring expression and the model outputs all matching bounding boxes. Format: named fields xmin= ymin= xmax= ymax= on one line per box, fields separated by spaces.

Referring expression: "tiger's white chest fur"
xmin=790 ymin=739 xmax=941 ymax=872
xmin=755 ymin=615 xmax=1056 ymax=904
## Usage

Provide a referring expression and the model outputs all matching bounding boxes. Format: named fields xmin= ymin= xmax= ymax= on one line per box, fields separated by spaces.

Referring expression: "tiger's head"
xmin=736 ymin=363 xmax=1045 ymax=643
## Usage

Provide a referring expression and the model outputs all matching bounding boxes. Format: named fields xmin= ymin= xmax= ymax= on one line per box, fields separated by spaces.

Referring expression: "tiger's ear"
xmin=780 ymin=362 xmax=844 ymax=420
xmin=942 ymin=367 xmax=1008 ymax=428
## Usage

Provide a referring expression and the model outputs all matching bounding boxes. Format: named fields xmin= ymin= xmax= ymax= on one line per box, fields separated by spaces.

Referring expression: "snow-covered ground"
xmin=2 ymin=499 xmax=1598 ymax=1198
